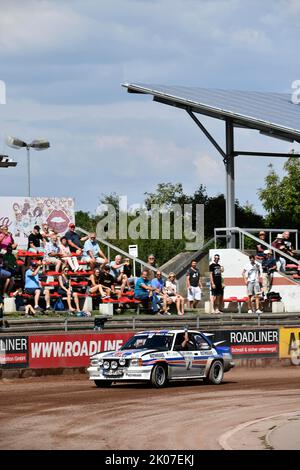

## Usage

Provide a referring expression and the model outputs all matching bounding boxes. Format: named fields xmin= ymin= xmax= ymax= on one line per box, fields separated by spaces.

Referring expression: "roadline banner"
xmin=0 ymin=336 xmax=28 ymax=368
xmin=210 ymin=329 xmax=279 ymax=358
xmin=28 ymin=332 xmax=133 ymax=368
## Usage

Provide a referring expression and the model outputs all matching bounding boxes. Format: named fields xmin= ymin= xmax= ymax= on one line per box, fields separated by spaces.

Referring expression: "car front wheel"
xmin=94 ymin=380 xmax=112 ymax=388
xmin=150 ymin=364 xmax=168 ymax=388
xmin=205 ymin=360 xmax=224 ymax=385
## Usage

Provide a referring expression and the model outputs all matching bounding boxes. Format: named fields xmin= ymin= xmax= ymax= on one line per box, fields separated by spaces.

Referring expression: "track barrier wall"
xmin=0 ymin=328 xmax=299 ymax=376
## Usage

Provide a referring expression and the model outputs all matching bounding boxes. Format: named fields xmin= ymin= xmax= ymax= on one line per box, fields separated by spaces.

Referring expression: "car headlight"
xmin=131 ymin=358 xmax=143 ymax=366
xmin=111 ymin=361 xmax=118 ymax=370
xmin=103 ymin=361 xmax=110 ymax=370
xmin=90 ymin=358 xmax=99 ymax=367
xmin=119 ymin=358 xmax=126 ymax=366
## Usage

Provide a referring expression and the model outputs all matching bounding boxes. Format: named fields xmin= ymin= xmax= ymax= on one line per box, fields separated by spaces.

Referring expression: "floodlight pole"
xmin=26 ymin=145 xmax=31 ymax=197
xmin=225 ymin=120 xmax=235 ymax=248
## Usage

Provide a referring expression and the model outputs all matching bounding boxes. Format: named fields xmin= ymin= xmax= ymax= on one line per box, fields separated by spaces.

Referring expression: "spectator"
xmin=165 ymin=272 xmax=185 ymax=316
xmin=82 ymin=233 xmax=108 ymax=270
xmin=24 ymin=261 xmax=52 ymax=312
xmin=40 ymin=223 xmax=53 ymax=245
xmin=65 ymin=223 xmax=87 ymax=255
xmin=99 ymin=264 xmax=118 ymax=298
xmin=44 ymin=234 xmax=62 ymax=272
xmin=272 ymin=234 xmax=286 ymax=272
xmin=0 ymin=225 xmax=17 ymax=253
xmin=59 ymin=236 xmax=80 ymax=271
xmin=242 ymin=255 xmax=262 ymax=314
xmin=57 ymin=266 xmax=80 ymax=313
xmin=27 ymin=225 xmax=44 ymax=252
xmin=256 ymin=231 xmax=267 ymax=259
xmin=209 ymin=254 xmax=224 ymax=314
xmin=261 ymin=249 xmax=277 ymax=295
xmin=123 ymin=258 xmax=136 ymax=288
xmin=146 ymin=254 xmax=158 ymax=280
xmin=282 ymin=231 xmax=297 ymax=258
xmin=87 ymin=267 xmax=108 ymax=298
xmin=151 ymin=270 xmax=172 ymax=315
xmin=110 ymin=255 xmax=128 ymax=296
xmin=186 ymin=260 xmax=203 ymax=309
xmin=3 ymin=245 xmax=18 ymax=276
xmin=0 ymin=253 xmax=12 ymax=298
xmin=134 ymin=269 xmax=160 ymax=313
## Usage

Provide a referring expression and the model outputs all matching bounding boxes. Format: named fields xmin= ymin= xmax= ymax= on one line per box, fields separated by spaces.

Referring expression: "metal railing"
xmin=214 ymin=227 xmax=300 ymax=266
xmin=77 ymin=226 xmax=169 ymax=278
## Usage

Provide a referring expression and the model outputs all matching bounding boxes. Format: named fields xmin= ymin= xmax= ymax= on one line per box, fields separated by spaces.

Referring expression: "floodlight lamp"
xmin=30 ymin=139 xmax=50 ymax=151
xmin=6 ymin=136 xmax=27 ymax=149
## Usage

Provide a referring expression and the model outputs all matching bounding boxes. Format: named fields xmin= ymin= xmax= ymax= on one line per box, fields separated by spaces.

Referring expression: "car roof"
xmin=136 ymin=330 xmax=210 ymax=335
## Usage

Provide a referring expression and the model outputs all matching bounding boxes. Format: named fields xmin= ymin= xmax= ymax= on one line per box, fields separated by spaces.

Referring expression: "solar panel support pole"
xmin=225 ymin=120 xmax=235 ymax=248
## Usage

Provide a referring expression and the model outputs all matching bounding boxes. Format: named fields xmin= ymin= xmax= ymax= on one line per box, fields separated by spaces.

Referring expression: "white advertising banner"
xmin=0 ymin=197 xmax=75 ymax=247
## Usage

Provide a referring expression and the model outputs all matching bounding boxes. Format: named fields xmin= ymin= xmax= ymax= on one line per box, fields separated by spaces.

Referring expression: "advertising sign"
xmin=279 ymin=328 xmax=300 ymax=364
xmin=128 ymin=245 xmax=138 ymax=258
xmin=0 ymin=336 xmax=28 ymax=368
xmin=210 ymin=329 xmax=279 ymax=358
xmin=28 ymin=332 xmax=133 ymax=369
xmin=0 ymin=197 xmax=75 ymax=247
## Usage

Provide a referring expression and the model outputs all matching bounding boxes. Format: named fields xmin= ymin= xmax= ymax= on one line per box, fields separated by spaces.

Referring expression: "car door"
xmin=193 ymin=333 xmax=213 ymax=377
xmin=171 ymin=333 xmax=198 ymax=378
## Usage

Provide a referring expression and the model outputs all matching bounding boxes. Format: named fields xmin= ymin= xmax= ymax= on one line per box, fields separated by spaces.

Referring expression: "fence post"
xmin=64 ymin=318 xmax=68 ymax=332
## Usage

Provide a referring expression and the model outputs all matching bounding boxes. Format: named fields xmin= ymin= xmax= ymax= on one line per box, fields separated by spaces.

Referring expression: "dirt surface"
xmin=1 ymin=367 xmax=300 ymax=450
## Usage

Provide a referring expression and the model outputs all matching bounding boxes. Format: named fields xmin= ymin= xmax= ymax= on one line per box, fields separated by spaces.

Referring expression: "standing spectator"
xmin=256 ymin=231 xmax=267 ymax=259
xmin=65 ymin=223 xmax=87 ymax=255
xmin=99 ymin=264 xmax=118 ymax=298
xmin=0 ymin=225 xmax=17 ymax=253
xmin=186 ymin=260 xmax=203 ymax=308
xmin=44 ymin=234 xmax=62 ymax=272
xmin=134 ymin=269 xmax=160 ymax=313
xmin=272 ymin=234 xmax=286 ymax=272
xmin=146 ymin=254 xmax=158 ymax=280
xmin=0 ymin=253 xmax=12 ymax=297
xmin=82 ymin=233 xmax=108 ymax=270
xmin=209 ymin=254 xmax=224 ymax=314
xmin=110 ymin=255 xmax=128 ymax=296
xmin=57 ymin=267 xmax=80 ymax=313
xmin=59 ymin=236 xmax=80 ymax=271
xmin=261 ymin=250 xmax=277 ymax=295
xmin=242 ymin=255 xmax=262 ymax=314
xmin=27 ymin=225 xmax=44 ymax=252
xmin=24 ymin=261 xmax=52 ymax=312
xmin=165 ymin=272 xmax=185 ymax=316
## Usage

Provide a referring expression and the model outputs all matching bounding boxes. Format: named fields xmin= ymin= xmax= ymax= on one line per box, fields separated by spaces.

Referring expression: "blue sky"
xmin=0 ymin=0 xmax=299 ymax=216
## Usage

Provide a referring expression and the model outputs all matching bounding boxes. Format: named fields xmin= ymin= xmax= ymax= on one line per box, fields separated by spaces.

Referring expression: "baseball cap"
xmin=69 ymin=223 xmax=75 ymax=228
xmin=34 ymin=225 xmax=40 ymax=231
xmin=103 ymin=264 xmax=110 ymax=270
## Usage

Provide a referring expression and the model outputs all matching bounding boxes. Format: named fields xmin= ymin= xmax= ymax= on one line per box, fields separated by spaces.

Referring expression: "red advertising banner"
xmin=29 ymin=332 xmax=133 ymax=369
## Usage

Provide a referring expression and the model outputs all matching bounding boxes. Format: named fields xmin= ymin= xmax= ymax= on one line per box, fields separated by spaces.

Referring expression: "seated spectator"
xmin=123 ymin=258 xmax=136 ymax=288
xmin=59 ymin=236 xmax=80 ymax=271
xmin=65 ymin=223 xmax=88 ymax=256
xmin=58 ymin=266 xmax=80 ymax=313
xmin=282 ymin=231 xmax=297 ymax=259
xmin=40 ymin=223 xmax=53 ymax=245
xmin=3 ymin=245 xmax=18 ymax=276
xmin=272 ymin=234 xmax=287 ymax=272
xmin=27 ymin=225 xmax=44 ymax=252
xmin=0 ymin=253 xmax=12 ymax=298
xmin=110 ymin=255 xmax=128 ymax=296
xmin=82 ymin=233 xmax=108 ymax=270
xmin=0 ymin=225 xmax=17 ymax=253
xmin=256 ymin=231 xmax=267 ymax=259
xmin=24 ymin=261 xmax=52 ymax=312
xmin=99 ymin=264 xmax=118 ymax=298
xmin=87 ymin=267 xmax=107 ymax=298
xmin=134 ymin=269 xmax=160 ymax=313
xmin=151 ymin=271 xmax=172 ymax=315
xmin=44 ymin=234 xmax=62 ymax=272
xmin=165 ymin=272 xmax=185 ymax=316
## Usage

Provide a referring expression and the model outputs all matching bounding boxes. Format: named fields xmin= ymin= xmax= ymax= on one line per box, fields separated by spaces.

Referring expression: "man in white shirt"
xmin=82 ymin=233 xmax=107 ymax=270
xmin=242 ymin=255 xmax=262 ymax=314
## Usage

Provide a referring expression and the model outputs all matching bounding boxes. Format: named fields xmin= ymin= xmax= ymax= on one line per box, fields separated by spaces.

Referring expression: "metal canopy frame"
xmin=122 ymin=83 xmax=300 ymax=247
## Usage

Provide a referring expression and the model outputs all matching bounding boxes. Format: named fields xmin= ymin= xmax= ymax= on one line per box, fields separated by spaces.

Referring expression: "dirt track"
xmin=1 ymin=367 xmax=300 ymax=450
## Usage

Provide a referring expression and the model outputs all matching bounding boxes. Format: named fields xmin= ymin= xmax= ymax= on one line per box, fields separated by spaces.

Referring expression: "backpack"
xmin=54 ymin=298 xmax=65 ymax=311
xmin=267 ymin=291 xmax=282 ymax=301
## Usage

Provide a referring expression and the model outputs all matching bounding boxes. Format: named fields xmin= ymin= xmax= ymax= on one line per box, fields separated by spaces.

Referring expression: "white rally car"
xmin=87 ymin=329 xmax=235 ymax=388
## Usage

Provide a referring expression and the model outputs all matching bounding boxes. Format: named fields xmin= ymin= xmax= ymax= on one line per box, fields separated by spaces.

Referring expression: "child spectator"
xmin=59 ymin=236 xmax=80 ymax=271
xmin=24 ymin=261 xmax=52 ymax=312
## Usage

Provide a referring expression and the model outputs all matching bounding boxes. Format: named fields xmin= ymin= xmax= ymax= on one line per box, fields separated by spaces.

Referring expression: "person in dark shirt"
xmin=65 ymin=223 xmax=88 ymax=255
xmin=209 ymin=254 xmax=224 ymax=313
xmin=256 ymin=231 xmax=266 ymax=259
xmin=174 ymin=330 xmax=194 ymax=351
xmin=186 ymin=260 xmax=202 ymax=308
xmin=98 ymin=264 xmax=117 ymax=298
xmin=261 ymin=250 xmax=277 ymax=295
xmin=27 ymin=225 xmax=43 ymax=251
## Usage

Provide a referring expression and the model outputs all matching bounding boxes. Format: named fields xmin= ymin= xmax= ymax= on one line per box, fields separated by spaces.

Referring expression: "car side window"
xmin=194 ymin=334 xmax=210 ymax=351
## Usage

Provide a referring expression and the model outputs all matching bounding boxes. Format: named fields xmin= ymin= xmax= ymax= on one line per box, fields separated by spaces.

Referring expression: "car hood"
xmin=92 ymin=348 xmax=163 ymax=359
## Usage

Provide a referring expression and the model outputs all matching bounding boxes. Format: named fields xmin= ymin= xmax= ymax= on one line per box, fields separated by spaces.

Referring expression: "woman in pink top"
xmin=0 ymin=225 xmax=17 ymax=253
xmin=59 ymin=236 xmax=80 ymax=271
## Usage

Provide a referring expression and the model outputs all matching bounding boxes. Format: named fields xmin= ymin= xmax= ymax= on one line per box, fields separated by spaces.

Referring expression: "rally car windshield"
xmin=121 ymin=334 xmax=174 ymax=351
